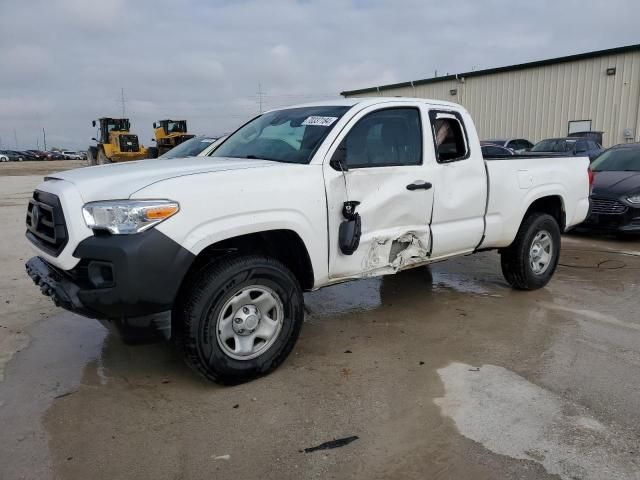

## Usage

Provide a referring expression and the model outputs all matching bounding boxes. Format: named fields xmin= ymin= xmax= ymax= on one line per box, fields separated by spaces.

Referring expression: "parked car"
xmin=18 ymin=151 xmax=39 ymax=161
xmin=25 ymin=97 xmax=590 ymax=384
xmin=480 ymin=142 xmax=515 ymax=156
xmin=482 ymin=138 xmax=534 ymax=152
xmin=159 ymin=136 xmax=220 ymax=159
xmin=580 ymin=143 xmax=640 ymax=234
xmin=531 ymin=137 xmax=603 ymax=161
xmin=62 ymin=151 xmax=82 ymax=160
xmin=0 ymin=153 xmax=8 ymax=162
xmin=0 ymin=150 xmax=23 ymax=161
xmin=45 ymin=151 xmax=65 ymax=160
xmin=26 ymin=150 xmax=49 ymax=160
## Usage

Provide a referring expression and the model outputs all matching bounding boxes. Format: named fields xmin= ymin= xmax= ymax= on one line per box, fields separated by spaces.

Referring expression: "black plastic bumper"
xmin=25 ymin=229 xmax=196 ymax=320
xmin=26 ymin=256 xmax=97 ymax=317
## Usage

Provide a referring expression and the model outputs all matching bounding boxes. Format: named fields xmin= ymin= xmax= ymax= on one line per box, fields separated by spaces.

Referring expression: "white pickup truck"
xmin=25 ymin=98 xmax=591 ymax=383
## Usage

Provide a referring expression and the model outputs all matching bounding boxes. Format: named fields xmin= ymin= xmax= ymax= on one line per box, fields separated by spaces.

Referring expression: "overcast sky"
xmin=1 ymin=0 xmax=638 ymax=150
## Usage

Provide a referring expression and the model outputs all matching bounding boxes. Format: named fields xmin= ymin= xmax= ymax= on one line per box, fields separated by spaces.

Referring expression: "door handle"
xmin=406 ymin=181 xmax=432 ymax=191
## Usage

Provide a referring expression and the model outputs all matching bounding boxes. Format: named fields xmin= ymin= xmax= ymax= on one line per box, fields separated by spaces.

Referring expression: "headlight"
xmin=627 ymin=195 xmax=640 ymax=204
xmin=82 ymin=200 xmax=179 ymax=234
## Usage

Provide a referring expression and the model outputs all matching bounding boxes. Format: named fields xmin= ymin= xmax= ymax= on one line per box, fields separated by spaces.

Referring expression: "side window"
xmin=429 ymin=111 xmax=469 ymax=163
xmin=512 ymin=140 xmax=528 ymax=150
xmin=341 ymin=108 xmax=422 ymax=168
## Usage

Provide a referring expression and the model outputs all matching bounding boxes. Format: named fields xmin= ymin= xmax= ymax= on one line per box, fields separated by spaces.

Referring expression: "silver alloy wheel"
xmin=214 ymin=285 xmax=284 ymax=361
xmin=529 ymin=230 xmax=553 ymax=275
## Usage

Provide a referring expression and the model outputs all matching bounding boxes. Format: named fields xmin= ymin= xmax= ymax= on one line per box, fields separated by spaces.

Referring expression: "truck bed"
xmin=481 ymin=155 xmax=591 ymax=248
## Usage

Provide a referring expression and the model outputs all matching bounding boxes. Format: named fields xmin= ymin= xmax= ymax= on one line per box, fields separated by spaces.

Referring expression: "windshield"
xmin=591 ymin=148 xmax=640 ymax=172
xmin=212 ymin=106 xmax=351 ymax=164
xmin=531 ymin=139 xmax=576 ymax=153
xmin=164 ymin=121 xmax=187 ymax=133
xmin=160 ymin=136 xmax=218 ymax=159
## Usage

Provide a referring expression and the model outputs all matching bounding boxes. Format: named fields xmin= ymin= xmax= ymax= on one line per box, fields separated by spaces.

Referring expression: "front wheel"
xmin=500 ymin=213 xmax=561 ymax=290
xmin=146 ymin=147 xmax=159 ymax=159
xmin=97 ymin=148 xmax=111 ymax=165
xmin=176 ymin=255 xmax=304 ymax=384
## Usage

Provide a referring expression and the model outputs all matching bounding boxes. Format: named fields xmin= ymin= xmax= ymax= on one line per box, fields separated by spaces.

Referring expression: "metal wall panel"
xmin=344 ymin=52 xmax=640 ymax=147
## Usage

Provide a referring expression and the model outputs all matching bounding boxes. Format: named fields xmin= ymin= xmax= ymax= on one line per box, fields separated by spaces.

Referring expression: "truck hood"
xmin=591 ymin=170 xmax=640 ymax=197
xmin=46 ymin=156 xmax=281 ymax=202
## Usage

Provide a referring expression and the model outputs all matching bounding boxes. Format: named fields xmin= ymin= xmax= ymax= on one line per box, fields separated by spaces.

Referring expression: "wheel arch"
xmin=179 ymin=229 xmax=315 ymax=292
xmin=522 ymin=194 xmax=566 ymax=231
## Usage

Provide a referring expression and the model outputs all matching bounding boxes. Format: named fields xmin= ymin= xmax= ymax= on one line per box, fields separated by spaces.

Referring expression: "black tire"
xmin=87 ymin=146 xmax=98 ymax=166
xmin=176 ymin=255 xmax=304 ymax=384
xmin=500 ymin=213 xmax=561 ymax=290
xmin=97 ymin=148 xmax=111 ymax=165
xmin=147 ymin=146 xmax=159 ymax=159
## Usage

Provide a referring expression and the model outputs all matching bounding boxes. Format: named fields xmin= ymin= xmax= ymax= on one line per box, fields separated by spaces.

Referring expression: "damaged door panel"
xmin=323 ymin=104 xmax=435 ymax=279
xmin=362 ymin=230 xmax=430 ymax=275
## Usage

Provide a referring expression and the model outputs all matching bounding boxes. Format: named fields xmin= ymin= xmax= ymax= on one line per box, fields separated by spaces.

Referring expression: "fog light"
xmin=87 ymin=261 xmax=114 ymax=288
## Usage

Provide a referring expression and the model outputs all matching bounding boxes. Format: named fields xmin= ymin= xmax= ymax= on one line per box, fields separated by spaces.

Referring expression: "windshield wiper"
xmin=243 ymin=154 xmax=290 ymax=163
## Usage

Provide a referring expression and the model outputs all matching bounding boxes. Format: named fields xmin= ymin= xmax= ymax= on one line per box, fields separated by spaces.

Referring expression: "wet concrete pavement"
xmin=1 ymin=174 xmax=640 ymax=479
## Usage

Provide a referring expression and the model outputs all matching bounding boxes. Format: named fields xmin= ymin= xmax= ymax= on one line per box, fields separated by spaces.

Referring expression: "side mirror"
xmin=330 ymin=144 xmax=348 ymax=171
xmin=92 ymin=120 xmax=96 ymax=127
xmin=91 ymin=137 xmax=97 ymax=142
xmin=152 ymin=138 xmax=156 ymax=142
xmin=153 ymin=122 xmax=157 ymax=129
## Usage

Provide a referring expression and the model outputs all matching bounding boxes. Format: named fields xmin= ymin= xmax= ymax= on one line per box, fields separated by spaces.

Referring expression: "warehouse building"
xmin=341 ymin=44 xmax=640 ymax=147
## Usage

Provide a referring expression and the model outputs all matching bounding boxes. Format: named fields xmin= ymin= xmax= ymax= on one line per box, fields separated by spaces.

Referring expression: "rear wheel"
xmin=97 ymin=148 xmax=111 ymax=165
xmin=176 ymin=255 xmax=304 ymax=384
xmin=500 ymin=213 xmax=561 ymax=290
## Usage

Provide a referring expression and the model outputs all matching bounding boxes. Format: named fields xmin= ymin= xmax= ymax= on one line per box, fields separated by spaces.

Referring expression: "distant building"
xmin=341 ymin=44 xmax=640 ymax=147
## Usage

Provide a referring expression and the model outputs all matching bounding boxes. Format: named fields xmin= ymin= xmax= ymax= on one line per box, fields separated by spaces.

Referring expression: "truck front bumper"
xmin=25 ymin=229 xmax=196 ymax=320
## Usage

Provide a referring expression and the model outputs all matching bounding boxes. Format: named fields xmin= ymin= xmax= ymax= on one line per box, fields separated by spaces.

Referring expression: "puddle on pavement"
xmin=1 ymin=246 xmax=638 ymax=479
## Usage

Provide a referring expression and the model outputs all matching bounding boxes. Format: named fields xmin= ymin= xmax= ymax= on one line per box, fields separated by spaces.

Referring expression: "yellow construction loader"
xmin=87 ymin=118 xmax=156 ymax=165
xmin=153 ymin=119 xmax=195 ymax=156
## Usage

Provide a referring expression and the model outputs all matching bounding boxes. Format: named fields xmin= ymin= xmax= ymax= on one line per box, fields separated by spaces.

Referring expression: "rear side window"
xmin=341 ymin=107 xmax=422 ymax=168
xmin=429 ymin=111 xmax=470 ymax=163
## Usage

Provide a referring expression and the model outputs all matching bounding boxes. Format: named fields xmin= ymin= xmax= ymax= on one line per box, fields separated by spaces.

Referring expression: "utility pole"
xmin=43 ymin=127 xmax=47 ymax=151
xmin=37 ymin=138 xmax=40 ymax=149
xmin=13 ymin=129 xmax=18 ymax=149
xmin=120 ymin=88 xmax=126 ymax=117
xmin=257 ymin=83 xmax=264 ymax=114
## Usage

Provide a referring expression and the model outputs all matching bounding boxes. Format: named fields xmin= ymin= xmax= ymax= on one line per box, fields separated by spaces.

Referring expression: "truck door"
xmin=323 ymin=104 xmax=435 ymax=279
xmin=427 ymin=109 xmax=487 ymax=258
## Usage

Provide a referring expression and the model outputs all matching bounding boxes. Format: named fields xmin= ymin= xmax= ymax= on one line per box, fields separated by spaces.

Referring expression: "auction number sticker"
xmin=302 ymin=116 xmax=339 ymax=127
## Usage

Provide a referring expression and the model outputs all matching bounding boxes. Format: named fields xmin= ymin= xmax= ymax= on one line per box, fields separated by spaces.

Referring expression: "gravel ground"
xmin=0 ymin=161 xmax=639 ymax=480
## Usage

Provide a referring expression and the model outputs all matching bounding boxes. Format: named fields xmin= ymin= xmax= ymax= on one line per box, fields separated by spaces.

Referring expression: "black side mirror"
xmin=152 ymin=138 xmax=156 ymax=142
xmin=330 ymin=144 xmax=348 ymax=171
xmin=153 ymin=122 xmax=157 ymax=129
xmin=339 ymin=201 xmax=361 ymax=255
xmin=91 ymin=137 xmax=97 ymax=142
xmin=92 ymin=120 xmax=96 ymax=127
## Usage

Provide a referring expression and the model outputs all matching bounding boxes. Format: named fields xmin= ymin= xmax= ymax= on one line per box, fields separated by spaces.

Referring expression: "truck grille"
xmin=590 ymin=198 xmax=628 ymax=215
xmin=119 ymin=134 xmax=140 ymax=152
xmin=25 ymin=191 xmax=68 ymax=256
